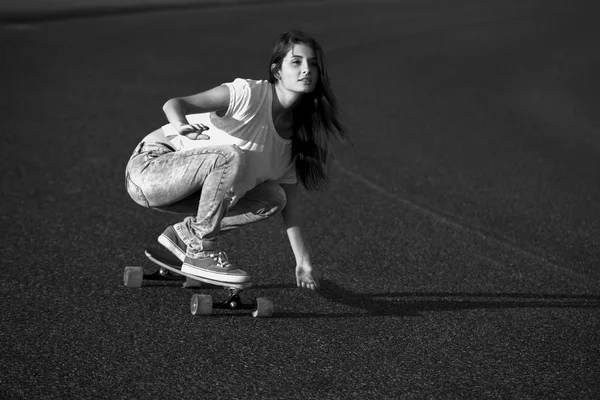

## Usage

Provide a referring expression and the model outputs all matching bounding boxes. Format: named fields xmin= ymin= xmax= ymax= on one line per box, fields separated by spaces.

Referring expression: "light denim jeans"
xmin=125 ymin=140 xmax=287 ymax=254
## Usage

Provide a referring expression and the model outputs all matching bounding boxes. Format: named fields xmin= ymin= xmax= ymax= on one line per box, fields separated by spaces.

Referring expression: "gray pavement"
xmin=1 ymin=0 xmax=599 ymax=398
xmin=0 ymin=0 xmax=276 ymax=21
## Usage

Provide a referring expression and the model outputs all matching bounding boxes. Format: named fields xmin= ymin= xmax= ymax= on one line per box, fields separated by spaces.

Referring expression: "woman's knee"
xmin=125 ymin=156 xmax=150 ymax=208
xmin=254 ymin=182 xmax=287 ymax=213
xmin=272 ymin=184 xmax=287 ymax=211
xmin=125 ymin=170 xmax=150 ymax=208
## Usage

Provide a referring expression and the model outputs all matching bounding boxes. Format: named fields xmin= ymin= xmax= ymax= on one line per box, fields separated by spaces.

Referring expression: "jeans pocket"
xmin=147 ymin=149 xmax=165 ymax=159
xmin=144 ymin=142 xmax=175 ymax=159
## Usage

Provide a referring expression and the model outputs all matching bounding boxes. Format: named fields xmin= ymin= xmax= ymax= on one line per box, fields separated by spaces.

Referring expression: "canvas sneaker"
xmin=158 ymin=225 xmax=187 ymax=262
xmin=182 ymin=251 xmax=250 ymax=284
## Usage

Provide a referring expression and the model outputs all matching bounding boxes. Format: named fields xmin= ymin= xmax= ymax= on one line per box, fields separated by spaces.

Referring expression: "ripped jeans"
xmin=125 ymin=141 xmax=287 ymax=254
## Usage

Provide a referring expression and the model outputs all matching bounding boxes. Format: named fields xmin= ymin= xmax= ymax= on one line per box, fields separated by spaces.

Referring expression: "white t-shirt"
xmin=162 ymin=78 xmax=297 ymax=197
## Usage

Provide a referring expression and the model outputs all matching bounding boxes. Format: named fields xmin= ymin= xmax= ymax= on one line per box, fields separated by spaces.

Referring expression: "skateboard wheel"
xmin=190 ymin=294 xmax=212 ymax=316
xmin=252 ymin=297 xmax=273 ymax=318
xmin=123 ymin=267 xmax=143 ymax=288
xmin=183 ymin=277 xmax=202 ymax=289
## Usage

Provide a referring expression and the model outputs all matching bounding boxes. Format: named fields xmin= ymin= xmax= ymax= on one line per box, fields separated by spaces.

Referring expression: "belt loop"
xmin=136 ymin=141 xmax=145 ymax=154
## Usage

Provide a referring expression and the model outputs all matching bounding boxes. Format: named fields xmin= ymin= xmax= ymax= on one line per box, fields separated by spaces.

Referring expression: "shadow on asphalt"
xmin=274 ymin=280 xmax=600 ymax=319
xmin=134 ymin=271 xmax=600 ymax=318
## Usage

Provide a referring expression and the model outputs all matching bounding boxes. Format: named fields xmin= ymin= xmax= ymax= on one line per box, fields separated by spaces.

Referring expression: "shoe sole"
xmin=158 ymin=234 xmax=186 ymax=262
xmin=181 ymin=263 xmax=250 ymax=284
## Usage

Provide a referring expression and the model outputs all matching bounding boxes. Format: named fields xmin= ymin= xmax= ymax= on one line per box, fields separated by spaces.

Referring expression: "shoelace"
xmin=208 ymin=251 xmax=232 ymax=269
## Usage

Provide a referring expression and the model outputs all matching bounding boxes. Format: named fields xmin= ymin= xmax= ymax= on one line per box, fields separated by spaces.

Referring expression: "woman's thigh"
xmin=153 ymin=181 xmax=288 ymax=220
xmin=126 ymin=143 xmax=242 ymax=208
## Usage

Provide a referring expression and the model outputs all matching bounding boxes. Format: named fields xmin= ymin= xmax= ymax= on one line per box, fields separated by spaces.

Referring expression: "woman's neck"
xmin=271 ymin=83 xmax=299 ymax=139
xmin=272 ymin=82 xmax=302 ymax=121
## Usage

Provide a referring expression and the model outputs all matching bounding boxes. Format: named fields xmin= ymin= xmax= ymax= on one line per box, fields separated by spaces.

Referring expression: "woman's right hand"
xmin=178 ymin=123 xmax=210 ymax=140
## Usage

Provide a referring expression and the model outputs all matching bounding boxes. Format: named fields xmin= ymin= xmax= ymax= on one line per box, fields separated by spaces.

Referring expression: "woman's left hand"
xmin=296 ymin=264 xmax=319 ymax=292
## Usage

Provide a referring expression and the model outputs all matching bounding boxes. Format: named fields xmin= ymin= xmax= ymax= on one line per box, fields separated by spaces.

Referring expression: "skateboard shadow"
xmin=276 ymin=279 xmax=600 ymax=319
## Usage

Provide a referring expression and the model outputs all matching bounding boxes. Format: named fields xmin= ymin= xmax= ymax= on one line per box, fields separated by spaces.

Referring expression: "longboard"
xmin=123 ymin=247 xmax=273 ymax=317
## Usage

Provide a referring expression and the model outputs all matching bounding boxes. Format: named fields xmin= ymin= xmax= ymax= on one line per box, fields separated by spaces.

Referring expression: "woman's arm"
xmin=163 ymin=85 xmax=230 ymax=139
xmin=280 ymin=183 xmax=318 ymax=291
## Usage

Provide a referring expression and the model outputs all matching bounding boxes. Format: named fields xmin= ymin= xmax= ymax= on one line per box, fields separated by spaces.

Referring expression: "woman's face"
xmin=275 ymin=43 xmax=319 ymax=94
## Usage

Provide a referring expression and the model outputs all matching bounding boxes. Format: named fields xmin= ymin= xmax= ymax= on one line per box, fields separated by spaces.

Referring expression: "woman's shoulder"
xmin=226 ymin=78 xmax=270 ymax=107
xmin=227 ymin=78 xmax=269 ymax=93
xmin=219 ymin=78 xmax=270 ymax=119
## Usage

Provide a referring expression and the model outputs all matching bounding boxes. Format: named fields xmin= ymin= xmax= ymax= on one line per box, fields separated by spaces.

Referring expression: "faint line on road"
xmin=333 ymin=160 xmax=590 ymax=281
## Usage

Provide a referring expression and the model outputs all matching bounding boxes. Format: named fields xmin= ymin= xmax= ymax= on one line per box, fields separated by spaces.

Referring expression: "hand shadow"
xmin=279 ymin=279 xmax=600 ymax=318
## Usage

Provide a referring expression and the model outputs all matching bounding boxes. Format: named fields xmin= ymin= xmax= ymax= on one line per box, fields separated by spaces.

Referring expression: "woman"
xmin=125 ymin=30 xmax=347 ymax=290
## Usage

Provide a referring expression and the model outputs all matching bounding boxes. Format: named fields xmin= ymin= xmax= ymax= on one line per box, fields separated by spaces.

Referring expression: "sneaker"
xmin=158 ymin=225 xmax=187 ymax=262
xmin=181 ymin=251 xmax=250 ymax=283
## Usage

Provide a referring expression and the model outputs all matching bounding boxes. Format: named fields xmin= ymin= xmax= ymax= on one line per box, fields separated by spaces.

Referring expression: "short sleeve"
xmin=222 ymin=78 xmax=252 ymax=119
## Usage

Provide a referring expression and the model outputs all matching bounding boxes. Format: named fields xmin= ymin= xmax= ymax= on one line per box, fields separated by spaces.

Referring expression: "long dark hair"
xmin=268 ymin=30 xmax=349 ymax=191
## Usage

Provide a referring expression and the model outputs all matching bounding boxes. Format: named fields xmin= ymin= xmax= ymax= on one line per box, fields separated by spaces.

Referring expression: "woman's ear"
xmin=271 ymin=63 xmax=280 ymax=80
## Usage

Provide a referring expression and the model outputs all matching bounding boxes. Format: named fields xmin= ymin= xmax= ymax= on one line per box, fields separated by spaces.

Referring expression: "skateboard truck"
xmin=215 ymin=289 xmax=254 ymax=310
xmin=189 ymin=290 xmax=273 ymax=317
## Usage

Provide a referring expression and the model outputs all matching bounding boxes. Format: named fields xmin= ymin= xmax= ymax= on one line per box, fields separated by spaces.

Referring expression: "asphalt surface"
xmin=1 ymin=0 xmax=599 ymax=398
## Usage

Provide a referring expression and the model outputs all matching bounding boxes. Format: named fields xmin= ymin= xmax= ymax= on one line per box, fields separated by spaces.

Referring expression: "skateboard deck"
xmin=123 ymin=247 xmax=273 ymax=317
